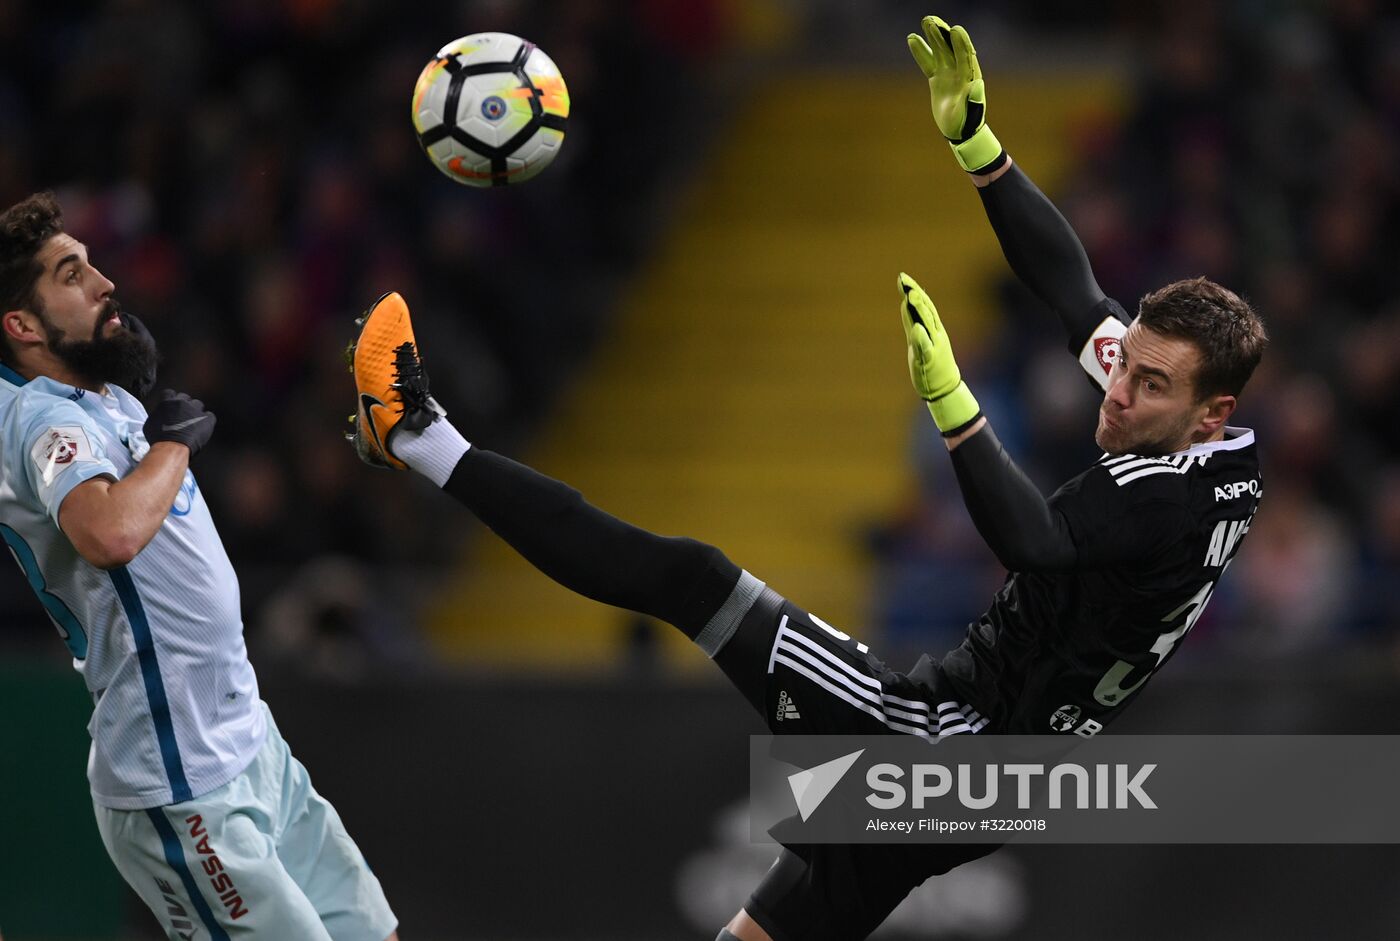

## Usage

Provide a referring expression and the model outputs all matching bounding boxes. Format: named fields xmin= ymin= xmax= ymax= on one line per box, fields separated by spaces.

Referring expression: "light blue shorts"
xmin=94 ymin=704 xmax=396 ymax=941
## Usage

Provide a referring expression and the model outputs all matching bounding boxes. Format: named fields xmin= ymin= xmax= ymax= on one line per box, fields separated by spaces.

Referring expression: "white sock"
xmin=393 ymin=417 xmax=470 ymax=487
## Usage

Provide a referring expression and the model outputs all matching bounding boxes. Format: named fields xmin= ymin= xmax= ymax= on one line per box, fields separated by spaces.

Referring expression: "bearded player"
xmin=347 ymin=14 xmax=1266 ymax=940
xmin=0 ymin=193 xmax=399 ymax=940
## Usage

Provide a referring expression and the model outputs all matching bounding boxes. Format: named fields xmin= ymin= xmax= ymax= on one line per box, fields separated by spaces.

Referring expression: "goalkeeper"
xmin=348 ymin=13 xmax=1267 ymax=941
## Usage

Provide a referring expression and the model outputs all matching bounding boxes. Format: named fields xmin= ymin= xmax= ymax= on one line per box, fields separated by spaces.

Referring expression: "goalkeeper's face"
xmin=1095 ymin=322 xmax=1222 ymax=456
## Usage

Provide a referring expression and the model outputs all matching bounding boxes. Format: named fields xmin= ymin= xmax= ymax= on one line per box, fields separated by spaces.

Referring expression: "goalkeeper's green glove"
xmin=898 ymin=272 xmax=982 ymax=435
xmin=907 ymin=15 xmax=1006 ymax=175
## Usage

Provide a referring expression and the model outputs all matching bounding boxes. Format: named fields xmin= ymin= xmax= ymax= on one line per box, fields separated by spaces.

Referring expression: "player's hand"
xmin=143 ymin=390 xmax=216 ymax=457
xmin=907 ymin=15 xmax=1004 ymax=174
xmin=898 ymin=273 xmax=982 ymax=435
xmin=116 ymin=311 xmax=158 ymax=399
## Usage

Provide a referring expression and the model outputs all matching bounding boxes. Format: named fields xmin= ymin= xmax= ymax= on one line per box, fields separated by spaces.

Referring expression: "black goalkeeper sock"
xmin=441 ymin=448 xmax=743 ymax=640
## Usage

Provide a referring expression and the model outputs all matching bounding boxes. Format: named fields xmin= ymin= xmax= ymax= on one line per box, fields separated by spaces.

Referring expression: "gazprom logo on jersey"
xmin=170 ymin=472 xmax=198 ymax=516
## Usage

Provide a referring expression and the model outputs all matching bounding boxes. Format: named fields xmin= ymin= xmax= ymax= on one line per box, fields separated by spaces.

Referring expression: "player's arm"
xmin=975 ymin=163 xmax=1119 ymax=350
xmin=59 ymin=391 xmax=214 ymax=569
xmin=909 ymin=16 xmax=1127 ymax=377
xmin=62 ymin=444 xmax=190 ymax=568
xmin=944 ymin=421 xmax=1077 ymax=571
xmin=899 ymin=273 xmax=1077 ymax=571
xmin=899 ymin=277 xmax=1191 ymax=571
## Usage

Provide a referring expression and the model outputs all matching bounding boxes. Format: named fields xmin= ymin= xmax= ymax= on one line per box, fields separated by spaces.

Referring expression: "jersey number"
xmin=810 ymin=612 xmax=870 ymax=655
xmin=1 ymin=524 xmax=88 ymax=660
xmin=1093 ymin=581 xmax=1214 ymax=707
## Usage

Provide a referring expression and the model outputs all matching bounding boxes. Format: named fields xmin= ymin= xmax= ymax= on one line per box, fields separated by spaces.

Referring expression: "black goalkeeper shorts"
xmin=711 ymin=582 xmax=1000 ymax=941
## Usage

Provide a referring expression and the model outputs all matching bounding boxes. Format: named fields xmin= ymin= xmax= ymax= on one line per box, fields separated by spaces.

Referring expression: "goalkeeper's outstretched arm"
xmin=909 ymin=15 xmax=1125 ymax=365
xmin=974 ymin=163 xmax=1123 ymax=358
xmin=899 ymin=273 xmax=1077 ymax=572
xmin=896 ymin=274 xmax=1183 ymax=573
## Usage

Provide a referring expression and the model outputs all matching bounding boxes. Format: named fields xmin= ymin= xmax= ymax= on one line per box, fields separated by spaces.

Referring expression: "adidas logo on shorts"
xmin=776 ymin=690 xmax=801 ymax=722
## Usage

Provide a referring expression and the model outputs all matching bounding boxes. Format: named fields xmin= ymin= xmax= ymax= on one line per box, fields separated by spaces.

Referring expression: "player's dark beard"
xmin=41 ymin=298 xmax=158 ymax=393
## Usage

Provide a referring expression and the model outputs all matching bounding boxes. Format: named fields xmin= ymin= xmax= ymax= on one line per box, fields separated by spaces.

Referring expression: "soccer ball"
xmin=411 ymin=32 xmax=570 ymax=187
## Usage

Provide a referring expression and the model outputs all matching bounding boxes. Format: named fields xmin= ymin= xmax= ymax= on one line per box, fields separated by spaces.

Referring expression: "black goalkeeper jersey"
xmin=942 ymin=427 xmax=1261 ymax=736
xmin=932 ymin=292 xmax=1263 ymax=737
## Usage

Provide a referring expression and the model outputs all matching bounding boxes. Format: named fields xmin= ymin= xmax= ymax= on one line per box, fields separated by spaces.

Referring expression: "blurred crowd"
xmin=874 ymin=0 xmax=1400 ymax=666
xmin=2 ymin=0 xmax=1396 ymax=674
xmin=0 ymin=0 xmax=731 ymax=663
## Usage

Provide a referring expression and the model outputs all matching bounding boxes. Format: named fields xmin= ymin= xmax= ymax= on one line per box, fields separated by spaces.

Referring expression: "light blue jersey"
xmin=0 ymin=362 xmax=265 ymax=809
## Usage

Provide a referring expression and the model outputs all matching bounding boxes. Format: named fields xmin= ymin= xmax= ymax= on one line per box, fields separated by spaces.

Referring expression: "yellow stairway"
xmin=428 ymin=71 xmax=1123 ymax=669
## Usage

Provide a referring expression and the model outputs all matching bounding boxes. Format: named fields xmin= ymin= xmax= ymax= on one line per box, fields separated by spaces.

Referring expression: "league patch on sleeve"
xmin=1078 ymin=316 xmax=1127 ymax=391
xmin=30 ymin=425 xmax=98 ymax=486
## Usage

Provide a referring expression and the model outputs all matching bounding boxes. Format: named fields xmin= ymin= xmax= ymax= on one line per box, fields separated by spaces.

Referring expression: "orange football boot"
xmin=345 ymin=291 xmax=442 ymax=469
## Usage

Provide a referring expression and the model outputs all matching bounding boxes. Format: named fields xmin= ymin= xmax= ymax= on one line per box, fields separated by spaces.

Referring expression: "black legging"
xmin=443 ymin=447 xmax=743 ymax=639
